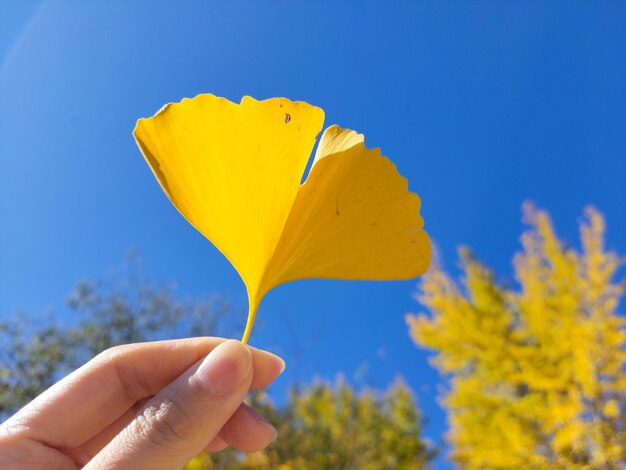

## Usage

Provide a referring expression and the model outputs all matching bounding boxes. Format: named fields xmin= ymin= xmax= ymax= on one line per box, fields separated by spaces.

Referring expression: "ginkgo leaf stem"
xmin=240 ymin=301 xmax=258 ymax=344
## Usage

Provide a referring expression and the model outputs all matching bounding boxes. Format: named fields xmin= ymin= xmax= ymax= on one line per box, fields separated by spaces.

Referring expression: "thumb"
xmin=86 ymin=340 xmax=253 ymax=470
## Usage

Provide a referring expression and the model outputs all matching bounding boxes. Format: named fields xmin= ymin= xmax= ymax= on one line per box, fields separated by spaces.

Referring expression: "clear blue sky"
xmin=1 ymin=1 xmax=625 ymax=467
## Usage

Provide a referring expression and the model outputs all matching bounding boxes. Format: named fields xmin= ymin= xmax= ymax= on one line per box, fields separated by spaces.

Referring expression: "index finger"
xmin=2 ymin=337 xmax=284 ymax=449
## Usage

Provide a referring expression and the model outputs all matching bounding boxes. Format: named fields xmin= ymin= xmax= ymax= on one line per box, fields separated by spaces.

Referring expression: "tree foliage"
xmin=407 ymin=205 xmax=626 ymax=469
xmin=0 ymin=321 xmax=73 ymax=416
xmin=186 ymin=378 xmax=435 ymax=470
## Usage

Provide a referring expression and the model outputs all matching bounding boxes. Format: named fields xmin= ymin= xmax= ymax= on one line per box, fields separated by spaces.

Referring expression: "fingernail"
xmin=265 ymin=350 xmax=286 ymax=375
xmin=195 ymin=340 xmax=252 ymax=395
xmin=277 ymin=357 xmax=286 ymax=375
xmin=249 ymin=347 xmax=286 ymax=375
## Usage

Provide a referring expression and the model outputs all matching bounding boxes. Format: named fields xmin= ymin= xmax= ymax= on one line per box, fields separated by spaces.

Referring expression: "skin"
xmin=0 ymin=338 xmax=285 ymax=469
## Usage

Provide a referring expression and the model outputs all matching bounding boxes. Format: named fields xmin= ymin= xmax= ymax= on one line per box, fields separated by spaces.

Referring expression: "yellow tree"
xmin=407 ymin=205 xmax=626 ymax=469
xmin=185 ymin=378 xmax=435 ymax=470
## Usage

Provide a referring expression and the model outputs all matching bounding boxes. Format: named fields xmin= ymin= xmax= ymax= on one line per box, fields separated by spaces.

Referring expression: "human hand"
xmin=0 ymin=338 xmax=285 ymax=469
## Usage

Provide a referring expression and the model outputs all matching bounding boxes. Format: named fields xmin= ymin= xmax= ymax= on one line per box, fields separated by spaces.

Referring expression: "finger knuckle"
xmin=132 ymin=397 xmax=197 ymax=448
xmin=95 ymin=344 xmax=130 ymax=363
xmin=93 ymin=345 xmax=154 ymax=403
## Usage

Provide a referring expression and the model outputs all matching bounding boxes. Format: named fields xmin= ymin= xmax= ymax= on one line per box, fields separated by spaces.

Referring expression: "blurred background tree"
xmin=186 ymin=378 xmax=435 ymax=470
xmin=407 ymin=205 xmax=626 ymax=469
xmin=0 ymin=253 xmax=435 ymax=468
xmin=0 ymin=253 xmax=234 ymax=419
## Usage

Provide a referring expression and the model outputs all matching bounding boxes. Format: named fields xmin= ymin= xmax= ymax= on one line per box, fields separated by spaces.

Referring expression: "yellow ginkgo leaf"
xmin=134 ymin=94 xmax=431 ymax=343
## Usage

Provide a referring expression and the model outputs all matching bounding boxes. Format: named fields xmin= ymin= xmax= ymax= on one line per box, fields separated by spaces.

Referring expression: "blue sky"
xmin=1 ymin=1 xmax=625 ymax=467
